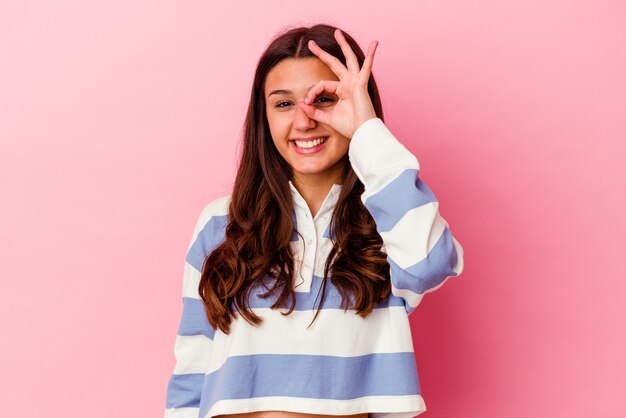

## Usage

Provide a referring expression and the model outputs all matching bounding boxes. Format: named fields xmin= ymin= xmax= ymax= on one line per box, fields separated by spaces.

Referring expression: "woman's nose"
xmin=293 ymin=100 xmax=317 ymax=130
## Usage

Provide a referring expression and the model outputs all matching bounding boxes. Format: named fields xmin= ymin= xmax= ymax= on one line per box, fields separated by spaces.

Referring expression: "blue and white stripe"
xmin=165 ymin=197 xmax=228 ymax=418
xmin=348 ymin=117 xmax=464 ymax=314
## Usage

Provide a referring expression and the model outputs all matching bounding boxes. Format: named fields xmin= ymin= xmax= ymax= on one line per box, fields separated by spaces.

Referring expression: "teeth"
xmin=294 ymin=137 xmax=327 ymax=149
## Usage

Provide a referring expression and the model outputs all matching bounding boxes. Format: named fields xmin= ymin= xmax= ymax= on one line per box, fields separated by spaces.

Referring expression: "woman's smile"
xmin=290 ymin=136 xmax=329 ymax=154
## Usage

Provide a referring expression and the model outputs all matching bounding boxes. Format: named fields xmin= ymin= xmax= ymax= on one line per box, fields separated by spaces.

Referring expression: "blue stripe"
xmin=322 ymin=221 xmax=337 ymax=240
xmin=238 ymin=273 xmax=406 ymax=311
xmin=198 ymin=352 xmax=420 ymax=416
xmin=186 ymin=214 xmax=229 ymax=272
xmin=178 ymin=297 xmax=216 ymax=339
xmin=364 ymin=168 xmax=437 ymax=232
xmin=389 ymin=226 xmax=458 ymax=295
xmin=165 ymin=372 xmax=205 ymax=409
xmin=177 ymin=277 xmax=404 ymax=342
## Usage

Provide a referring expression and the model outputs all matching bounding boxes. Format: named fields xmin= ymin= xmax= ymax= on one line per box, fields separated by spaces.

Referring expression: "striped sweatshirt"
xmin=164 ymin=117 xmax=465 ymax=418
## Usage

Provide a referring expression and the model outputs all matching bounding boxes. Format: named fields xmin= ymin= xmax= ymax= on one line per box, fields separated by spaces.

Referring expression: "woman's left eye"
xmin=314 ymin=96 xmax=333 ymax=104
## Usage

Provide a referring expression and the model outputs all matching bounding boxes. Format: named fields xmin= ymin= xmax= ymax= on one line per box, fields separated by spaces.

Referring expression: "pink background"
xmin=1 ymin=1 xmax=624 ymax=417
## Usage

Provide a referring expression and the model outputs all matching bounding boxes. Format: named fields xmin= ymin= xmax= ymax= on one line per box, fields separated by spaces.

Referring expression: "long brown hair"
xmin=198 ymin=23 xmax=391 ymax=334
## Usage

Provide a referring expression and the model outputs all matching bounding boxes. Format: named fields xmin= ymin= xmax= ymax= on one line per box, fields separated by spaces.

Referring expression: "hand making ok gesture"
xmin=298 ymin=29 xmax=379 ymax=139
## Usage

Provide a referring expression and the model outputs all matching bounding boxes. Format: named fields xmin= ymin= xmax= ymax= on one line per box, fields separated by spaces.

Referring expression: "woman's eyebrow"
xmin=268 ymin=84 xmax=316 ymax=98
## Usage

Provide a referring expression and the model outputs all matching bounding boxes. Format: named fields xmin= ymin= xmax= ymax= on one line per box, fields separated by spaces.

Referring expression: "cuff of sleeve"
xmin=348 ymin=117 xmax=420 ymax=190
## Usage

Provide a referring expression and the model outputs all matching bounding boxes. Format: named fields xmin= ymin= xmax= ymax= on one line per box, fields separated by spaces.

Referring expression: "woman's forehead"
xmin=265 ymin=57 xmax=337 ymax=96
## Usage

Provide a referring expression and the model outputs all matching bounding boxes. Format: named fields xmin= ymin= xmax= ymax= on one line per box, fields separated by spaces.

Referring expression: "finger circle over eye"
xmin=305 ymin=80 xmax=339 ymax=103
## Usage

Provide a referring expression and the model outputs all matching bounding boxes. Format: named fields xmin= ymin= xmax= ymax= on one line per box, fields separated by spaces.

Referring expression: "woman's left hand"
xmin=298 ymin=29 xmax=379 ymax=139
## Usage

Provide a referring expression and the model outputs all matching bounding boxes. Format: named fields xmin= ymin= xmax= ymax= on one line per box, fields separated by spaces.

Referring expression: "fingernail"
xmin=303 ymin=97 xmax=309 ymax=104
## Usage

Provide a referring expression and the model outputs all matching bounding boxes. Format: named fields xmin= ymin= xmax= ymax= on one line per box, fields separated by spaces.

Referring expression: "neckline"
xmin=288 ymin=179 xmax=342 ymax=193
xmin=288 ymin=180 xmax=343 ymax=215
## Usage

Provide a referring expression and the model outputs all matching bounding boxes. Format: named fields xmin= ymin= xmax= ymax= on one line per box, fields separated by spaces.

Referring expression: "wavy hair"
xmin=198 ymin=23 xmax=391 ymax=334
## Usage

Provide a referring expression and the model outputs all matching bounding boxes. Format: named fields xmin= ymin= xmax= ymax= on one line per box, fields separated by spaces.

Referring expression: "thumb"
xmin=298 ymin=101 xmax=331 ymax=125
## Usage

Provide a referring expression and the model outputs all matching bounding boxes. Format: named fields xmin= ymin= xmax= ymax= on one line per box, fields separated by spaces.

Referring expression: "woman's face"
xmin=264 ymin=57 xmax=350 ymax=185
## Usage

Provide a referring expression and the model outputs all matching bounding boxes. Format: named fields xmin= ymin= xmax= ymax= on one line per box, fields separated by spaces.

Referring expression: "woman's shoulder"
xmin=188 ymin=194 xmax=232 ymax=250
xmin=197 ymin=193 xmax=231 ymax=223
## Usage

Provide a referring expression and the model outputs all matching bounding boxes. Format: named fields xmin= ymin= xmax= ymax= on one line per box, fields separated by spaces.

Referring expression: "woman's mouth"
xmin=291 ymin=136 xmax=329 ymax=154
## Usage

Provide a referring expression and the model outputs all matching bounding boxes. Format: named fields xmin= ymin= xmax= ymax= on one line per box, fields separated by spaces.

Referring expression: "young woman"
xmin=164 ymin=24 xmax=464 ymax=418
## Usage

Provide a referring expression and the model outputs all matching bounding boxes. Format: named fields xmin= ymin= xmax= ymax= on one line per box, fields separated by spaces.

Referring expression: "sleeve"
xmin=348 ymin=117 xmax=464 ymax=315
xmin=164 ymin=204 xmax=219 ymax=418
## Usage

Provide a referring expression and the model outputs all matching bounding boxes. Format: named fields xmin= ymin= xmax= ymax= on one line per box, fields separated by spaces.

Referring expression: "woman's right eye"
xmin=276 ymin=101 xmax=291 ymax=108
